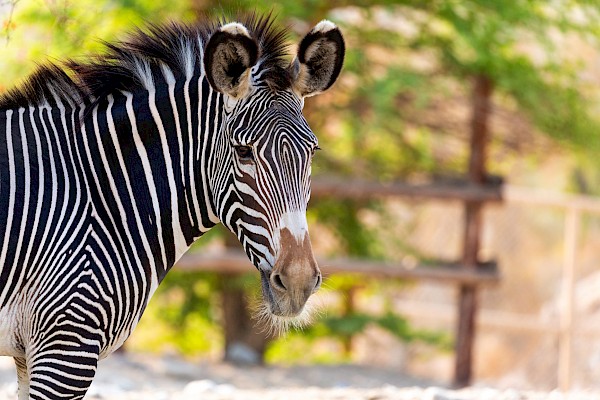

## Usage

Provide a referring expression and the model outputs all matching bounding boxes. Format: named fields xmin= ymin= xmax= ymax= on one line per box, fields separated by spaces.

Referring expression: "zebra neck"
xmin=79 ymin=78 xmax=221 ymax=283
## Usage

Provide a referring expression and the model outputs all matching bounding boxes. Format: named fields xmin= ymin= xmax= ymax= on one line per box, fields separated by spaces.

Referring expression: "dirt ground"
xmin=1 ymin=353 xmax=599 ymax=400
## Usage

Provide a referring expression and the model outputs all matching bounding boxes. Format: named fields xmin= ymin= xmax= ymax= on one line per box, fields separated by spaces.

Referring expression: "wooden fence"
xmin=376 ymin=185 xmax=600 ymax=391
xmin=176 ymin=176 xmax=504 ymax=386
xmin=174 ymin=181 xmax=600 ymax=389
xmin=504 ymin=185 xmax=600 ymax=391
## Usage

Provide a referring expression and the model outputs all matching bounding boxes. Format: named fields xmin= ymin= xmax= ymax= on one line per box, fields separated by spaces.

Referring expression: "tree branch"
xmin=2 ymin=0 xmax=19 ymax=44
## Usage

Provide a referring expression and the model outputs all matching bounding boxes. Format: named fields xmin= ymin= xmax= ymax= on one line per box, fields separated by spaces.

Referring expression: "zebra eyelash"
xmin=234 ymin=145 xmax=254 ymax=161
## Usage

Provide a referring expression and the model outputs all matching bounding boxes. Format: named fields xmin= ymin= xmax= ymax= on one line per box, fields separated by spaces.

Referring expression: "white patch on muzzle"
xmin=278 ymin=210 xmax=309 ymax=244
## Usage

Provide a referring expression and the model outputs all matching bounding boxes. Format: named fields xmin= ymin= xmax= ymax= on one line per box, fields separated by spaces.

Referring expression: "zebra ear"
xmin=290 ymin=20 xmax=345 ymax=98
xmin=204 ymin=22 xmax=259 ymax=98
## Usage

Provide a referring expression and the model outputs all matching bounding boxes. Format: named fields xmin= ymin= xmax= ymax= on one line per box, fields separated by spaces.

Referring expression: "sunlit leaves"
xmin=0 ymin=0 xmax=194 ymax=88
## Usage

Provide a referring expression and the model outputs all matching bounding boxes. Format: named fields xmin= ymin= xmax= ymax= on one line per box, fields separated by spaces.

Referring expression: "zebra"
xmin=0 ymin=13 xmax=344 ymax=399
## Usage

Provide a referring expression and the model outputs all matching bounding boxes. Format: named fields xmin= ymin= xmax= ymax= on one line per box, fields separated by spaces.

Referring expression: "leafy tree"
xmin=0 ymin=0 xmax=194 ymax=92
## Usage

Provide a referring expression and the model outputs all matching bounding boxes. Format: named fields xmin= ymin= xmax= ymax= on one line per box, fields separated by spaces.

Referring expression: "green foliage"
xmin=377 ymin=312 xmax=452 ymax=349
xmin=6 ymin=0 xmax=600 ymax=174
xmin=130 ymin=271 xmax=223 ymax=356
xmin=331 ymin=1 xmax=600 ymax=178
xmin=266 ymin=310 xmax=451 ymax=363
xmin=322 ymin=313 xmax=372 ymax=337
xmin=0 ymin=0 xmax=194 ymax=91
xmin=310 ymin=199 xmax=385 ymax=258
xmin=502 ymin=61 xmax=600 ymax=153
xmin=265 ymin=330 xmax=346 ymax=364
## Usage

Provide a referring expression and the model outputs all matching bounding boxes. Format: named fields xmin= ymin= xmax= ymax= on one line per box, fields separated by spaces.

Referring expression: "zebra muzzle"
xmin=264 ymin=228 xmax=321 ymax=317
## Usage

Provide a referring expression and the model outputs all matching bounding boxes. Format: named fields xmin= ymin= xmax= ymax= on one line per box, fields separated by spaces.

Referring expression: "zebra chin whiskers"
xmin=250 ymin=294 xmax=319 ymax=337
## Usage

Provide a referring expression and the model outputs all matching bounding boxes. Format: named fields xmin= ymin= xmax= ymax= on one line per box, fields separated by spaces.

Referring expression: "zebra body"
xmin=0 ymin=15 xmax=344 ymax=399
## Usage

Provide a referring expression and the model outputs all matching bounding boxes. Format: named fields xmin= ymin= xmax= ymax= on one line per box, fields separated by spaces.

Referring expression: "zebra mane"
xmin=0 ymin=13 xmax=292 ymax=110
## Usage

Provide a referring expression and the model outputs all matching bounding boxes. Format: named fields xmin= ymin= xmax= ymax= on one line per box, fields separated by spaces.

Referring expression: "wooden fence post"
xmin=558 ymin=207 xmax=579 ymax=391
xmin=342 ymin=286 xmax=357 ymax=356
xmin=454 ymin=74 xmax=494 ymax=387
xmin=220 ymin=231 xmax=271 ymax=364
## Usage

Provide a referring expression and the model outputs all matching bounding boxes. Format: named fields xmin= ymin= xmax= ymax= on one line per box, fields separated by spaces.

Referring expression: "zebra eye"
xmin=235 ymin=145 xmax=253 ymax=160
xmin=311 ymin=146 xmax=321 ymax=156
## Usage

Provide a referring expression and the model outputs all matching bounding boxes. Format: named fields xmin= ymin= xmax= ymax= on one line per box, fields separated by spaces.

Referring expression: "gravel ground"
xmin=1 ymin=353 xmax=599 ymax=400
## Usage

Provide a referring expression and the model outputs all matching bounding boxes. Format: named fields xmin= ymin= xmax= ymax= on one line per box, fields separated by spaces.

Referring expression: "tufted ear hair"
xmin=204 ymin=22 xmax=259 ymax=98
xmin=290 ymin=20 xmax=345 ymax=98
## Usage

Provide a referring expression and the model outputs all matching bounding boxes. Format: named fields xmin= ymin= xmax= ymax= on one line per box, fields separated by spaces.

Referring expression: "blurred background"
xmin=2 ymin=0 xmax=600 ymax=393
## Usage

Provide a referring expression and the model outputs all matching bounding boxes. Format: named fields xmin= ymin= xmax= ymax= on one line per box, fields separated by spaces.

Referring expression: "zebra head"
xmin=204 ymin=20 xmax=345 ymax=328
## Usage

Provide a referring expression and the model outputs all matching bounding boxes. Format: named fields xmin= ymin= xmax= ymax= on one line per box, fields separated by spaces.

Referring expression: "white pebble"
xmin=183 ymin=379 xmax=217 ymax=395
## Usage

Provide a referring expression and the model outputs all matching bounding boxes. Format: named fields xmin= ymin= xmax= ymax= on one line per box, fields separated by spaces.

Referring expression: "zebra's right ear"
xmin=204 ymin=23 xmax=258 ymax=99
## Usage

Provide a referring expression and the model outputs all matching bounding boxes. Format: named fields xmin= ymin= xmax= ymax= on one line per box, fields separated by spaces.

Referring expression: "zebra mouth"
xmin=258 ymin=268 xmax=312 ymax=317
xmin=257 ymin=268 xmax=315 ymax=334
xmin=259 ymin=269 xmax=278 ymax=312
xmin=259 ymin=268 xmax=288 ymax=316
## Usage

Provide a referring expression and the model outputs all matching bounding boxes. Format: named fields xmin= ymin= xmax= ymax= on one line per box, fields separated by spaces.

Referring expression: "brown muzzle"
xmin=267 ymin=227 xmax=321 ymax=316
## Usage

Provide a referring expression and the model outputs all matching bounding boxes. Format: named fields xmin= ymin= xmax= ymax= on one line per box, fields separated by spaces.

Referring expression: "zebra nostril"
xmin=271 ymin=273 xmax=287 ymax=292
xmin=314 ymin=273 xmax=322 ymax=291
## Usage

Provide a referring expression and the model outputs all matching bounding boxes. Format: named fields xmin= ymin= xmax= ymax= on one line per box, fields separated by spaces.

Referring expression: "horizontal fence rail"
xmin=311 ymin=176 xmax=504 ymax=203
xmin=176 ymin=251 xmax=500 ymax=286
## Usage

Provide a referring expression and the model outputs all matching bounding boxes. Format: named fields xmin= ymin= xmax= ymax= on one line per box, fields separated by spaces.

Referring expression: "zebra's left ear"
xmin=204 ymin=22 xmax=259 ymax=99
xmin=290 ymin=20 xmax=345 ymax=98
